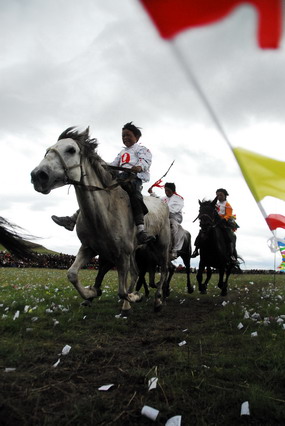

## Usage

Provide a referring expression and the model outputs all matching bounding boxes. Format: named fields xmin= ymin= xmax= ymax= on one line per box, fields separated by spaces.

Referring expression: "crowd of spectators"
xmin=0 ymin=251 xmax=99 ymax=269
xmin=0 ymin=251 xmax=281 ymax=274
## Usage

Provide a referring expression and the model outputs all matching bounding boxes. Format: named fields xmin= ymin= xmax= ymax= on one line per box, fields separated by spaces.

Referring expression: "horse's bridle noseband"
xmin=46 ymin=145 xmax=136 ymax=192
xmin=46 ymin=147 xmax=83 ymax=184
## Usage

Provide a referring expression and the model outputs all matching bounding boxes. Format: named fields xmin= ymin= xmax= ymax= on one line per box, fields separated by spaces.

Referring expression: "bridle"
xmin=45 ymin=145 xmax=136 ymax=192
xmin=46 ymin=147 xmax=83 ymax=184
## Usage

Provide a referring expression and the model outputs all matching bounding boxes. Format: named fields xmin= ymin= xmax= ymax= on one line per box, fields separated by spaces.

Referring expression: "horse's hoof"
xmin=200 ymin=289 xmax=207 ymax=295
xmin=94 ymin=288 xmax=102 ymax=297
xmin=154 ymin=303 xmax=162 ymax=313
xmin=149 ymin=283 xmax=157 ymax=289
xmin=187 ymin=286 xmax=194 ymax=294
xmin=81 ymin=298 xmax=93 ymax=307
xmin=221 ymin=289 xmax=228 ymax=297
xmin=120 ymin=309 xmax=131 ymax=318
xmin=218 ymin=282 xmax=223 ymax=289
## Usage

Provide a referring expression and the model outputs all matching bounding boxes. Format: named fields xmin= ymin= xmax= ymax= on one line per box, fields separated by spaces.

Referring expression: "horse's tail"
xmin=0 ymin=217 xmax=36 ymax=260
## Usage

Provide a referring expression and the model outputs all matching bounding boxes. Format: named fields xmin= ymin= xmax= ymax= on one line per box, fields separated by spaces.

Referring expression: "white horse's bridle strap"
xmin=46 ymin=147 xmax=82 ymax=182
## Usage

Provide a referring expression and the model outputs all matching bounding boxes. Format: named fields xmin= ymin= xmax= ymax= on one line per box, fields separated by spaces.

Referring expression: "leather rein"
xmin=46 ymin=147 xmax=136 ymax=192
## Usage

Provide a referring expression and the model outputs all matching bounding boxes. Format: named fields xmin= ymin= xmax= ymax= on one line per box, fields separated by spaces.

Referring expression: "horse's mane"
xmin=58 ymin=127 xmax=113 ymax=186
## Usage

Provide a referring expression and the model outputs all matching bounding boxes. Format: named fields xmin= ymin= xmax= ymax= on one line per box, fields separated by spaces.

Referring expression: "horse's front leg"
xmin=219 ymin=267 xmax=230 ymax=296
xmin=67 ymin=245 xmax=98 ymax=304
xmin=217 ymin=268 xmax=227 ymax=296
xmin=117 ymin=256 xmax=139 ymax=316
xmin=197 ymin=262 xmax=206 ymax=294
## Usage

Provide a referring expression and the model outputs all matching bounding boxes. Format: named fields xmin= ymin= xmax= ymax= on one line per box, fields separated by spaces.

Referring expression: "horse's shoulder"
xmin=144 ymin=195 xmax=168 ymax=214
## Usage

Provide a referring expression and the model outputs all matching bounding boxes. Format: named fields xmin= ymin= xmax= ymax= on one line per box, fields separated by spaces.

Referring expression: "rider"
xmin=192 ymin=188 xmax=238 ymax=260
xmin=148 ymin=182 xmax=184 ymax=260
xmin=51 ymin=122 xmax=154 ymax=245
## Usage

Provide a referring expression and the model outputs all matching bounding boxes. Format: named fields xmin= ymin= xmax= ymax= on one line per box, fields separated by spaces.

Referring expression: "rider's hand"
xmin=131 ymin=165 xmax=142 ymax=173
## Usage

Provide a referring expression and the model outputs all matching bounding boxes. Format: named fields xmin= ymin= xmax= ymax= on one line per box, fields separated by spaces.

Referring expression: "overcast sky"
xmin=1 ymin=0 xmax=285 ymax=270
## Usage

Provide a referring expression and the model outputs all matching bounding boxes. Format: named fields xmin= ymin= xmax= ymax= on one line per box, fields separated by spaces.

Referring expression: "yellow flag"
xmin=233 ymin=147 xmax=285 ymax=202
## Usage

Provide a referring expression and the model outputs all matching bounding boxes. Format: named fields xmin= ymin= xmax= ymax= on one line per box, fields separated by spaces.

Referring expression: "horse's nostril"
xmin=31 ymin=169 xmax=49 ymax=184
xmin=37 ymin=170 xmax=49 ymax=182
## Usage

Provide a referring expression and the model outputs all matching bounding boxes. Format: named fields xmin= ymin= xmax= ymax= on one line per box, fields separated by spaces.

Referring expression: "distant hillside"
xmin=0 ymin=240 xmax=59 ymax=255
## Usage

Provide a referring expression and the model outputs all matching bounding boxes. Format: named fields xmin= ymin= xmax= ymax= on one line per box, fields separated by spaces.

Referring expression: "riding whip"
xmin=149 ymin=160 xmax=175 ymax=190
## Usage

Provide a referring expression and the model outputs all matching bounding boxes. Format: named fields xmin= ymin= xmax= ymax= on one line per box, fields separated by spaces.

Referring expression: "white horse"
xmin=31 ymin=127 xmax=170 ymax=313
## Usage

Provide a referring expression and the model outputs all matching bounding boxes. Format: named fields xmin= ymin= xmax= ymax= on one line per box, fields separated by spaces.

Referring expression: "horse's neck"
xmin=75 ymin=159 xmax=131 ymax=227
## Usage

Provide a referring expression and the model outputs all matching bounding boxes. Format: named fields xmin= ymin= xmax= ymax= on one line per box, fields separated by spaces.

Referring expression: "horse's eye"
xmin=66 ymin=147 xmax=76 ymax=155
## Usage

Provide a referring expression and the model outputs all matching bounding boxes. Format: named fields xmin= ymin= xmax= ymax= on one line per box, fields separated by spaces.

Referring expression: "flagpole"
xmin=169 ymin=41 xmax=275 ymax=235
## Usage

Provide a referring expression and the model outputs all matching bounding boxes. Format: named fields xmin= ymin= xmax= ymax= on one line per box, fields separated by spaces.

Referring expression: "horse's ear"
xmin=211 ymin=196 xmax=218 ymax=207
xmin=199 ymin=199 xmax=201 ymax=205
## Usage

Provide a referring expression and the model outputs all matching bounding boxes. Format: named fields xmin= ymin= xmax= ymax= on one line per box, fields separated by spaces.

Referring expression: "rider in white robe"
xmin=149 ymin=182 xmax=184 ymax=259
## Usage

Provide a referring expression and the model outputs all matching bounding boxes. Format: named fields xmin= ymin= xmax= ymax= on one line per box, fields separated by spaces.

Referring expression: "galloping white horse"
xmin=31 ymin=127 xmax=170 ymax=313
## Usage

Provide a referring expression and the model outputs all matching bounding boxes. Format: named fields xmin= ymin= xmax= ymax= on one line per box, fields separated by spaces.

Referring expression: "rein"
xmin=47 ymin=146 xmax=136 ymax=192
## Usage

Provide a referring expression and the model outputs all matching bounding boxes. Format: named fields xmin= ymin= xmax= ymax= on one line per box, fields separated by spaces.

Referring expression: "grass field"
xmin=0 ymin=267 xmax=285 ymax=425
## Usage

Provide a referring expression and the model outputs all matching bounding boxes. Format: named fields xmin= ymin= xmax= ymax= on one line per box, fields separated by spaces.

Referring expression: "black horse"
xmin=0 ymin=217 xmax=35 ymax=260
xmin=195 ymin=199 xmax=238 ymax=296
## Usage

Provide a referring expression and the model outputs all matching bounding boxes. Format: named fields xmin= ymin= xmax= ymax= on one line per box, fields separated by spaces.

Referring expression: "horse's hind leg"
xmin=93 ymin=257 xmax=113 ymax=297
xmin=67 ymin=245 xmax=98 ymax=304
xmin=181 ymin=254 xmax=193 ymax=294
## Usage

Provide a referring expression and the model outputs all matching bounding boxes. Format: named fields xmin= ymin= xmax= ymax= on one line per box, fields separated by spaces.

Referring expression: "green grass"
xmin=0 ymin=268 xmax=285 ymax=425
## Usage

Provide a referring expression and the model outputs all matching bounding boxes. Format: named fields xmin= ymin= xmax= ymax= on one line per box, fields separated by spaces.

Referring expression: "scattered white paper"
xmin=243 ymin=311 xmax=250 ymax=319
xmin=13 ymin=310 xmax=20 ymax=320
xmin=24 ymin=305 xmax=30 ymax=313
xmin=240 ymin=401 xmax=250 ymax=416
xmin=237 ymin=322 xmax=244 ymax=330
xmin=251 ymin=332 xmax=258 ymax=337
xmin=165 ymin=415 xmax=182 ymax=426
xmin=4 ymin=368 xmax=16 ymax=373
xmin=98 ymin=384 xmax=114 ymax=391
xmin=182 ymin=329 xmax=188 ymax=333
xmin=61 ymin=345 xmax=71 ymax=356
xmin=148 ymin=377 xmax=158 ymax=390
xmin=141 ymin=405 xmax=159 ymax=421
xmin=178 ymin=340 xmax=186 ymax=347
xmin=53 ymin=359 xmax=61 ymax=368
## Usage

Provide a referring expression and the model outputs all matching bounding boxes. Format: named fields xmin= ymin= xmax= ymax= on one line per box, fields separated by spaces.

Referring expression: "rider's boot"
xmin=51 ymin=215 xmax=76 ymax=231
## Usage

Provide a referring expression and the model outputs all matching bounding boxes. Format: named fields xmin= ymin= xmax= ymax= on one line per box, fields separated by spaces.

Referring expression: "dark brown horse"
xmin=195 ymin=199 xmax=239 ymax=296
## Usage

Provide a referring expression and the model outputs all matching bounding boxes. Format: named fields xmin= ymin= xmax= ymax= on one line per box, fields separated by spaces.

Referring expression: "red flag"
xmin=140 ymin=0 xmax=282 ymax=48
xmin=266 ymin=214 xmax=285 ymax=231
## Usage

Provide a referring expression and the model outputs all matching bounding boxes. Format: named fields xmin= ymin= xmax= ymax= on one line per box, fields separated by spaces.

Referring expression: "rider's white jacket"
xmin=151 ymin=192 xmax=184 ymax=224
xmin=110 ymin=143 xmax=152 ymax=183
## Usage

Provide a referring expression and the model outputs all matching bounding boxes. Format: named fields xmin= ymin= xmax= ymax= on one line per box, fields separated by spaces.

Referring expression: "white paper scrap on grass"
xmin=13 ymin=310 xmax=20 ymax=320
xmin=53 ymin=359 xmax=61 ymax=368
xmin=165 ymin=415 xmax=182 ymax=426
xmin=98 ymin=384 xmax=114 ymax=391
xmin=61 ymin=344 xmax=71 ymax=356
xmin=237 ymin=322 xmax=244 ymax=330
xmin=141 ymin=405 xmax=159 ymax=421
xmin=148 ymin=377 xmax=158 ymax=390
xmin=251 ymin=332 xmax=258 ymax=337
xmin=4 ymin=368 xmax=16 ymax=373
xmin=240 ymin=401 xmax=250 ymax=416
xmin=178 ymin=340 xmax=186 ymax=347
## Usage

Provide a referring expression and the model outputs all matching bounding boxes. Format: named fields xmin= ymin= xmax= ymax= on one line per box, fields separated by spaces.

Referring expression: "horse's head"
xmin=31 ymin=127 xmax=95 ymax=194
xmin=197 ymin=197 xmax=219 ymax=230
